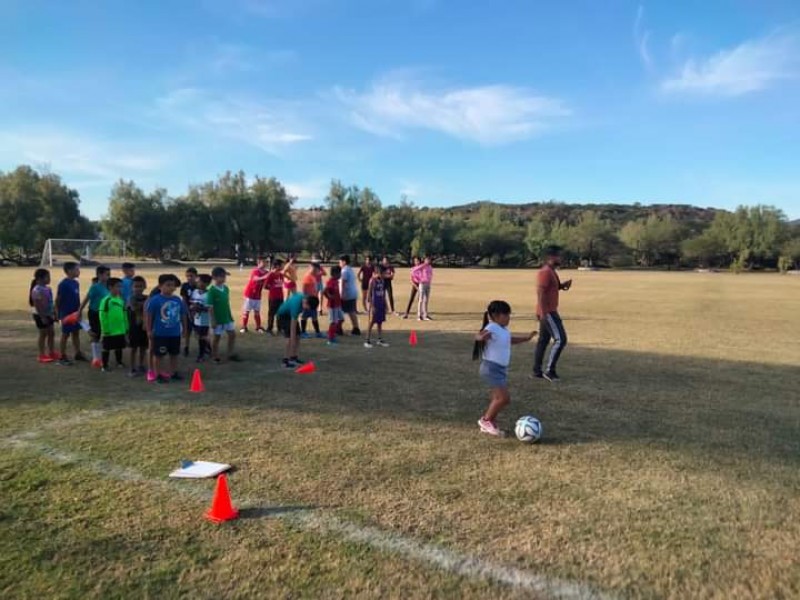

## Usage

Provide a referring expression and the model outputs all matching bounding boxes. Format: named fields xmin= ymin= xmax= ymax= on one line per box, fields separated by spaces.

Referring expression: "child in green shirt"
xmin=207 ymin=267 xmax=240 ymax=363
xmin=98 ymin=278 xmax=128 ymax=372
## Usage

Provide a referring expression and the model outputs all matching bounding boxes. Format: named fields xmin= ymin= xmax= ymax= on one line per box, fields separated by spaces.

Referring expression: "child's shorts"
xmin=277 ymin=314 xmax=296 ymax=338
xmin=152 ymin=336 xmax=181 ymax=357
xmin=128 ymin=327 xmax=149 ymax=349
xmin=61 ymin=319 xmax=81 ymax=335
xmin=479 ymin=360 xmax=508 ymax=388
xmin=102 ymin=334 xmax=127 ymax=351
xmin=242 ymin=298 xmax=261 ymax=312
xmin=194 ymin=325 xmax=209 ymax=337
xmin=301 ymin=307 xmax=317 ymax=320
xmin=328 ymin=308 xmax=344 ymax=323
xmin=342 ymin=299 xmax=357 ymax=314
xmin=213 ymin=322 xmax=236 ymax=336
xmin=33 ymin=315 xmax=53 ymax=329
xmin=88 ymin=310 xmax=101 ymax=337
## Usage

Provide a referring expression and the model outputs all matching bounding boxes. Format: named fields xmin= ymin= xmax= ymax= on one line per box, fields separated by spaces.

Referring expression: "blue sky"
xmin=1 ymin=0 xmax=799 ymax=219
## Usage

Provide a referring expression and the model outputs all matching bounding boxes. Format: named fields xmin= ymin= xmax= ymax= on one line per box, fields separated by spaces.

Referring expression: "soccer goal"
xmin=40 ymin=239 xmax=128 ymax=268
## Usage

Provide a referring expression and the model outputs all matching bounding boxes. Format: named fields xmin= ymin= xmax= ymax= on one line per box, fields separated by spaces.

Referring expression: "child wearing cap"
xmin=207 ymin=267 xmax=240 ymax=363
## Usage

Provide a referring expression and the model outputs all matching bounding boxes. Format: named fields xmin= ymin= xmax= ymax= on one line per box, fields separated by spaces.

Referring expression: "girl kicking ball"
xmin=473 ymin=300 xmax=536 ymax=437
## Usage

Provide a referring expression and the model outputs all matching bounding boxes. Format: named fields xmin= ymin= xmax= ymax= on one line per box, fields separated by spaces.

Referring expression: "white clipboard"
xmin=168 ymin=460 xmax=232 ymax=479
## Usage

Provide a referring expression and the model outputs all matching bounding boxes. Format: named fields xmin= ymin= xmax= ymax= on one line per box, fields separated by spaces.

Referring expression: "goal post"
xmin=40 ymin=239 xmax=127 ymax=268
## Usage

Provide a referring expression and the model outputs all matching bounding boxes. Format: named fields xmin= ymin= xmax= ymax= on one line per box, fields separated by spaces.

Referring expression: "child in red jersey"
xmin=323 ymin=265 xmax=344 ymax=345
xmin=264 ymin=258 xmax=285 ymax=335
xmin=241 ymin=256 xmax=269 ymax=333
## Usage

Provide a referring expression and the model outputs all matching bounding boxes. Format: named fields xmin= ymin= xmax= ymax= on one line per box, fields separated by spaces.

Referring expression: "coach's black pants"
xmin=533 ymin=312 xmax=567 ymax=375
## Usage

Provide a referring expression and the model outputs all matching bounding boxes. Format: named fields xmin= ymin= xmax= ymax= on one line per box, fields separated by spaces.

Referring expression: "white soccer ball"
xmin=515 ymin=416 xmax=543 ymax=444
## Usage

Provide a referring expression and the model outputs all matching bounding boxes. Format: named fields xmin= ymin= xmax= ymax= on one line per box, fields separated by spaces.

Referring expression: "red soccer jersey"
xmin=243 ymin=268 xmax=267 ymax=300
xmin=324 ymin=278 xmax=342 ymax=309
xmin=265 ymin=271 xmax=284 ymax=301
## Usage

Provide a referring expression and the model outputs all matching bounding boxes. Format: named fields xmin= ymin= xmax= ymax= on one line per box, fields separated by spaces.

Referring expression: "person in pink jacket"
xmin=402 ymin=256 xmax=421 ymax=319
xmin=412 ymin=255 xmax=434 ymax=321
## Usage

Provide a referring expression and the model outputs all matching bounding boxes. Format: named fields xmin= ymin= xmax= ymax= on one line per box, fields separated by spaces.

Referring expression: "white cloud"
xmin=661 ymin=29 xmax=800 ymax=96
xmin=0 ymin=130 xmax=166 ymax=180
xmin=285 ymin=179 xmax=329 ymax=204
xmin=155 ymin=88 xmax=312 ymax=154
xmin=335 ymin=73 xmax=569 ymax=145
xmin=634 ymin=5 xmax=653 ymax=69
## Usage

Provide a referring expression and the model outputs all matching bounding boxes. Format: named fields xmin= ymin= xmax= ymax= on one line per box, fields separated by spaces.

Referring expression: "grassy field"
xmin=1 ymin=266 xmax=799 ymax=599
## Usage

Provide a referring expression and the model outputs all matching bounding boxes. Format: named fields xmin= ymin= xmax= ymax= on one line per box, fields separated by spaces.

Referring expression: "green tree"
xmin=369 ymin=198 xmax=419 ymax=263
xmin=619 ymin=214 xmax=684 ymax=267
xmin=564 ymin=210 xmax=616 ymax=266
xmin=0 ymin=166 xmax=93 ymax=264
xmin=524 ymin=215 xmax=551 ymax=264
xmin=319 ymin=180 xmax=381 ymax=260
xmin=103 ymin=181 xmax=170 ymax=258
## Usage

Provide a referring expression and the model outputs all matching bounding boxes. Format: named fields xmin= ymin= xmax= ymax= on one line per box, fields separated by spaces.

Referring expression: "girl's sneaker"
xmin=282 ymin=358 xmax=296 ymax=369
xmin=478 ymin=418 xmax=502 ymax=437
xmin=377 ymin=340 xmax=390 ymax=348
xmin=91 ymin=358 xmax=102 ymax=369
xmin=38 ymin=354 xmax=54 ymax=363
xmin=146 ymin=370 xmax=157 ymax=383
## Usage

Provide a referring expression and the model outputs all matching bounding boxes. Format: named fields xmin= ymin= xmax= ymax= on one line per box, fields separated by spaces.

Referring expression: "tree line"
xmin=2 ymin=165 xmax=799 ymax=270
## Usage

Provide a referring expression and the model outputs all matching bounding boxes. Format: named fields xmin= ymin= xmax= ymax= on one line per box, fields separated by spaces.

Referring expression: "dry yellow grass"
xmin=1 ymin=266 xmax=798 ymax=599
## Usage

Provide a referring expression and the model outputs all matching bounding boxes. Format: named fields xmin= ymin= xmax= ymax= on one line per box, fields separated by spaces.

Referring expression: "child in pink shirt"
xmin=412 ymin=255 xmax=434 ymax=321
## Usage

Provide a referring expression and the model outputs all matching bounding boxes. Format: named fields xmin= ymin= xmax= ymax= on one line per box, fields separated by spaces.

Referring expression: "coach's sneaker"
xmin=543 ymin=371 xmax=561 ymax=383
xmin=478 ymin=418 xmax=502 ymax=437
xmin=377 ymin=340 xmax=390 ymax=348
xmin=146 ymin=369 xmax=157 ymax=383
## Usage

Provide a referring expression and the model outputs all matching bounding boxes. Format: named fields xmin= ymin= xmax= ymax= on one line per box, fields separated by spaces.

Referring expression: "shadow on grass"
xmin=1 ymin=322 xmax=798 ymax=469
xmin=238 ymin=505 xmax=316 ymax=519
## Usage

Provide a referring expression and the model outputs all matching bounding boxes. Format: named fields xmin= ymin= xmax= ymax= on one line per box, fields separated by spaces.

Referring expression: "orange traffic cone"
xmin=409 ymin=330 xmax=418 ymax=346
xmin=190 ymin=369 xmax=205 ymax=393
xmin=295 ymin=361 xmax=316 ymax=374
xmin=205 ymin=474 xmax=239 ymax=523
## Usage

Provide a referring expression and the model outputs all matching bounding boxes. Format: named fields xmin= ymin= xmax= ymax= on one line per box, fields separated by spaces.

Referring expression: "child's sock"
xmin=242 ymin=313 xmax=250 ymax=329
xmin=92 ymin=342 xmax=101 ymax=361
xmin=254 ymin=312 xmax=262 ymax=329
xmin=312 ymin=319 xmax=320 ymax=334
xmin=328 ymin=323 xmax=337 ymax=341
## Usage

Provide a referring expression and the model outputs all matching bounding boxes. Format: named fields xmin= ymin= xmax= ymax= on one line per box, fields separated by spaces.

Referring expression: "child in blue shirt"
xmin=55 ymin=261 xmax=86 ymax=365
xmin=145 ymin=274 xmax=188 ymax=384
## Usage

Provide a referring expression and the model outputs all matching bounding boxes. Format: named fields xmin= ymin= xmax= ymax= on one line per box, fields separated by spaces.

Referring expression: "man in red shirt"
xmin=264 ymin=259 xmax=285 ymax=335
xmin=241 ymin=256 xmax=269 ymax=333
xmin=533 ymin=245 xmax=572 ymax=382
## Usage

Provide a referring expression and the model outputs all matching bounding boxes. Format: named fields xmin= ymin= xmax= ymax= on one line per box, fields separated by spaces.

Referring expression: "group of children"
xmin=29 ymin=262 xmax=242 ymax=383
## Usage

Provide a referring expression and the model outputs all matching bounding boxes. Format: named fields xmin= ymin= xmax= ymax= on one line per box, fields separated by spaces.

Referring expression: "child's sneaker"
xmin=239 ymin=327 xmax=248 ymax=334
xmin=38 ymin=354 xmax=54 ymax=363
xmin=326 ymin=339 xmax=338 ymax=346
xmin=91 ymin=358 xmax=102 ymax=369
xmin=157 ymin=375 xmax=170 ymax=384
xmin=49 ymin=352 xmax=62 ymax=361
xmin=315 ymin=332 xmax=326 ymax=339
xmin=146 ymin=370 xmax=157 ymax=383
xmin=101 ymin=367 xmax=109 ymax=373
xmin=137 ymin=365 xmax=147 ymax=374
xmin=291 ymin=356 xmax=304 ymax=365
xmin=282 ymin=358 xmax=296 ymax=369
xmin=478 ymin=418 xmax=502 ymax=437
xmin=300 ymin=332 xmax=312 ymax=339
xmin=352 ymin=328 xmax=362 ymax=336
xmin=363 ymin=340 xmax=374 ymax=349
xmin=377 ymin=340 xmax=390 ymax=348
xmin=58 ymin=357 xmax=73 ymax=366
xmin=255 ymin=327 xmax=266 ymax=334
xmin=128 ymin=369 xmax=139 ymax=378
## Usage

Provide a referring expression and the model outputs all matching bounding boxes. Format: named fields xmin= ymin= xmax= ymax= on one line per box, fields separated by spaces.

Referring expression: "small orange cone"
xmin=62 ymin=311 xmax=79 ymax=326
xmin=205 ymin=474 xmax=239 ymax=523
xmin=409 ymin=330 xmax=418 ymax=346
xmin=189 ymin=369 xmax=205 ymax=393
xmin=295 ymin=361 xmax=316 ymax=374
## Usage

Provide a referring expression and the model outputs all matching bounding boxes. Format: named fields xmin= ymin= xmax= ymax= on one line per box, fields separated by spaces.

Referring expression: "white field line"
xmin=3 ymin=415 xmax=609 ymax=600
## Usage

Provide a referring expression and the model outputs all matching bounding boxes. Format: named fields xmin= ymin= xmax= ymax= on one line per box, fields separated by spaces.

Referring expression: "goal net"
xmin=40 ymin=239 xmax=127 ymax=268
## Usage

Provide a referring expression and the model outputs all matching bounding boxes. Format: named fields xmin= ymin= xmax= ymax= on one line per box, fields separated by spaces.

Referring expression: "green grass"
xmin=1 ymin=267 xmax=799 ymax=598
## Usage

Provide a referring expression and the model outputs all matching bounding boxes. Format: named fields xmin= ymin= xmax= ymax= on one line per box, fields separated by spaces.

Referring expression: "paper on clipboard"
xmin=169 ymin=461 xmax=231 ymax=479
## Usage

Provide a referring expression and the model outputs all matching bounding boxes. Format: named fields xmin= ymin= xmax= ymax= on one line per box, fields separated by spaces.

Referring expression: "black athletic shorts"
xmin=342 ymin=299 xmax=357 ymax=314
xmin=277 ymin=314 xmax=296 ymax=338
xmin=128 ymin=326 xmax=149 ymax=349
xmin=33 ymin=315 xmax=53 ymax=330
xmin=152 ymin=336 xmax=181 ymax=357
xmin=102 ymin=334 xmax=127 ymax=351
xmin=88 ymin=310 xmax=101 ymax=337
xmin=194 ymin=325 xmax=209 ymax=337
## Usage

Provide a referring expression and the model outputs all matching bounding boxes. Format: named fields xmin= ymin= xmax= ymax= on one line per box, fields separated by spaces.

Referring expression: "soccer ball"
xmin=515 ymin=416 xmax=542 ymax=444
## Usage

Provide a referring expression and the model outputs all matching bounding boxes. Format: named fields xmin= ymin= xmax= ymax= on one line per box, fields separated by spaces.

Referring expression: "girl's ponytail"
xmin=29 ymin=268 xmax=49 ymax=307
xmin=472 ymin=310 xmax=490 ymax=360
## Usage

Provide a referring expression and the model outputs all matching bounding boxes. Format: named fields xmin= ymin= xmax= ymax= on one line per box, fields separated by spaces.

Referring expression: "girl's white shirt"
xmin=482 ymin=321 xmax=511 ymax=366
